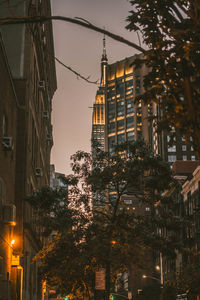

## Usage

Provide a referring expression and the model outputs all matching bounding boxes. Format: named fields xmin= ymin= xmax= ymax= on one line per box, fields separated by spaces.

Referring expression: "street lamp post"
xmin=110 ymin=292 xmax=130 ymax=299
xmin=142 ymin=274 xmax=161 ymax=284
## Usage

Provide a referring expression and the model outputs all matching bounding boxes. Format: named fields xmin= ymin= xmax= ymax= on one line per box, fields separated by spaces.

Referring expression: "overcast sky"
xmin=50 ymin=0 xmax=140 ymax=175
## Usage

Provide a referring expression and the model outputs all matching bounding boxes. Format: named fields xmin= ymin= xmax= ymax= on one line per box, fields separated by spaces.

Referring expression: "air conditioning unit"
xmin=3 ymin=204 xmax=16 ymax=224
xmin=35 ymin=168 xmax=42 ymax=177
xmin=38 ymin=80 xmax=45 ymax=90
xmin=43 ymin=111 xmax=49 ymax=119
xmin=2 ymin=137 xmax=13 ymax=150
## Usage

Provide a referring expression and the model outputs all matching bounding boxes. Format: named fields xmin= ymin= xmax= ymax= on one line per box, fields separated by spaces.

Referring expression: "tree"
xmin=28 ymin=141 xmax=181 ymax=299
xmin=160 ymin=284 xmax=177 ymax=300
xmin=126 ymin=0 xmax=200 ymax=156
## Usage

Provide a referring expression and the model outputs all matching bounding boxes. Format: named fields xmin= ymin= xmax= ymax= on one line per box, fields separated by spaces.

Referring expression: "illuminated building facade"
xmin=92 ymin=87 xmax=106 ymax=151
xmin=92 ymin=46 xmax=154 ymax=157
xmin=92 ymin=46 xmax=197 ymax=162
xmin=105 ymin=54 xmax=151 ymax=153
xmin=92 ymin=37 xmax=107 ymax=152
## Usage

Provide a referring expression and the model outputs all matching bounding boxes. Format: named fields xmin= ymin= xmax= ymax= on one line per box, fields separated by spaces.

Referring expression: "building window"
xmin=127 ymin=131 xmax=134 ymax=141
xmin=126 ymin=99 xmax=133 ymax=114
xmin=108 ymin=122 xmax=115 ymax=133
xmin=117 ymin=119 xmax=124 ymax=130
xmin=124 ymin=199 xmax=132 ymax=205
xmin=182 ymin=145 xmax=187 ymax=151
xmin=168 ymin=155 xmax=177 ymax=162
xmin=126 ymin=117 xmax=134 ymax=129
xmin=182 ymin=155 xmax=187 ymax=161
xmin=108 ymin=102 xmax=115 ymax=120
xmin=108 ymin=136 xmax=115 ymax=153
xmin=2 ymin=115 xmax=8 ymax=136
xmin=117 ymin=133 xmax=125 ymax=145
xmin=117 ymin=101 xmax=124 ymax=117
xmin=191 ymin=155 xmax=196 ymax=161
xmin=168 ymin=145 xmax=176 ymax=152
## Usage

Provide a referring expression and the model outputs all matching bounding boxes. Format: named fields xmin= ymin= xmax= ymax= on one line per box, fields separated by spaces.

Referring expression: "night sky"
xmin=50 ymin=0 xmax=140 ymax=175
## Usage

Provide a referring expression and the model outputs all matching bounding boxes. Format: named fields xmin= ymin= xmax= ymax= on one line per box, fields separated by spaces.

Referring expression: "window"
xmin=117 ymin=101 xmax=124 ymax=117
xmin=108 ymin=102 xmax=115 ymax=120
xmin=168 ymin=145 xmax=176 ymax=152
xmin=2 ymin=115 xmax=8 ymax=136
xmin=124 ymin=199 xmax=132 ymax=204
xmin=127 ymin=131 xmax=134 ymax=141
xmin=191 ymin=155 xmax=196 ymax=161
xmin=168 ymin=155 xmax=177 ymax=162
xmin=108 ymin=122 xmax=115 ymax=133
xmin=145 ymin=207 xmax=150 ymax=212
xmin=117 ymin=119 xmax=124 ymax=130
xmin=182 ymin=155 xmax=187 ymax=161
xmin=117 ymin=134 xmax=125 ymax=145
xmin=182 ymin=145 xmax=187 ymax=151
xmin=108 ymin=136 xmax=115 ymax=153
xmin=126 ymin=99 xmax=133 ymax=114
xmin=126 ymin=117 xmax=134 ymax=129
xmin=116 ymin=81 xmax=124 ymax=97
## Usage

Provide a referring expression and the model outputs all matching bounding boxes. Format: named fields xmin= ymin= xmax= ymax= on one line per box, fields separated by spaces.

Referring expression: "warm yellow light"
xmin=111 ymin=240 xmax=117 ymax=245
xmin=11 ymin=239 xmax=15 ymax=246
xmin=142 ymin=275 xmax=147 ymax=279
xmin=155 ymin=265 xmax=160 ymax=271
xmin=10 ymin=221 xmax=16 ymax=226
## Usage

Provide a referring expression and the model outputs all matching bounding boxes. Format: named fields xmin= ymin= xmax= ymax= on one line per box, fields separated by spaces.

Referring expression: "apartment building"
xmin=0 ymin=1 xmax=57 ymax=299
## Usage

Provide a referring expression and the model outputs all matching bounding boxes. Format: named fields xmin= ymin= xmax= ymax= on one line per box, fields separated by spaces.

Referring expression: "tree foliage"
xmin=27 ymin=141 xmax=182 ymax=299
xmin=126 ymin=0 xmax=200 ymax=156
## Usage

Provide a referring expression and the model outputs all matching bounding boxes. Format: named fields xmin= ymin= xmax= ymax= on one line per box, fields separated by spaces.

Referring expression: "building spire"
xmin=101 ymin=34 xmax=108 ymax=62
xmin=100 ymin=34 xmax=108 ymax=87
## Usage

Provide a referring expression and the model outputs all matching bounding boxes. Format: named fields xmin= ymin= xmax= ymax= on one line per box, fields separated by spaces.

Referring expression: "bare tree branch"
xmin=55 ymin=57 xmax=99 ymax=85
xmin=0 ymin=15 xmax=146 ymax=53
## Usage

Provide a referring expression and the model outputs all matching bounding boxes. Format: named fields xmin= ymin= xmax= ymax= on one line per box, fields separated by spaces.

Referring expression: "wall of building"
xmin=0 ymin=1 xmax=57 ymax=299
xmin=0 ymin=33 xmax=18 ymax=300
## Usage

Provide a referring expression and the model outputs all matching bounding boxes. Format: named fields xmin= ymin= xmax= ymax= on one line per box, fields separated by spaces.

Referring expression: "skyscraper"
xmin=91 ymin=37 xmax=107 ymax=152
xmin=92 ymin=41 xmax=197 ymax=162
xmin=92 ymin=40 xmax=154 ymax=157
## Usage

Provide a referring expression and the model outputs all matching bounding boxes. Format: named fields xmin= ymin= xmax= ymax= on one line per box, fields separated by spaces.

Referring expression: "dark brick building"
xmin=0 ymin=32 xmax=18 ymax=300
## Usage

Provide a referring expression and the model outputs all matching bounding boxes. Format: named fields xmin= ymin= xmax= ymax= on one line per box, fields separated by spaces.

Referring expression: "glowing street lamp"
xmin=142 ymin=274 xmax=161 ymax=283
xmin=11 ymin=239 xmax=15 ymax=246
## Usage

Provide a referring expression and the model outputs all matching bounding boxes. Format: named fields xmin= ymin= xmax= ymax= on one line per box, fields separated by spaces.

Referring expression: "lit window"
xmin=145 ymin=207 xmax=150 ymax=211
xmin=191 ymin=156 xmax=196 ymax=161
xmin=182 ymin=155 xmax=187 ymax=161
